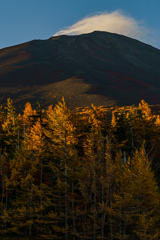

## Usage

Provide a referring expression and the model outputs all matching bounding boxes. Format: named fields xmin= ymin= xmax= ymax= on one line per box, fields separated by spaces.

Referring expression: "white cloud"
xmin=53 ymin=11 xmax=152 ymax=45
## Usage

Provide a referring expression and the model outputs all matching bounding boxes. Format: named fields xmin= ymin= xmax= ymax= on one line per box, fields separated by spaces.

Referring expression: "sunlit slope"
xmin=0 ymin=31 xmax=160 ymax=108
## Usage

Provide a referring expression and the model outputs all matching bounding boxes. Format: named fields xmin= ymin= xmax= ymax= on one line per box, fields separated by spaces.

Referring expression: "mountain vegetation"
xmin=0 ymin=98 xmax=160 ymax=240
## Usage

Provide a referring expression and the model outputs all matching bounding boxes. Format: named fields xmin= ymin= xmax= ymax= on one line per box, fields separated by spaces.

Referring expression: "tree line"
xmin=0 ymin=98 xmax=160 ymax=240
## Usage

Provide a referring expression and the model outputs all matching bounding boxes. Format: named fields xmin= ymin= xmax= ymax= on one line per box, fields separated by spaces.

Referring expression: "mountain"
xmin=0 ymin=31 xmax=160 ymax=110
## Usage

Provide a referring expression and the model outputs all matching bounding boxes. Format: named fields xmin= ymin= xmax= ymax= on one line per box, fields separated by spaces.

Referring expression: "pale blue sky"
xmin=0 ymin=0 xmax=160 ymax=49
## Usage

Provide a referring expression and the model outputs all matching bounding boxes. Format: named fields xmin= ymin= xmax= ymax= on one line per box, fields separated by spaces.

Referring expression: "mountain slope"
xmin=0 ymin=31 xmax=160 ymax=109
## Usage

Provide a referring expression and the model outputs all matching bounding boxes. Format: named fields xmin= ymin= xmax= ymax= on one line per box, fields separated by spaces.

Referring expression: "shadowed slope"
xmin=0 ymin=31 xmax=160 ymax=109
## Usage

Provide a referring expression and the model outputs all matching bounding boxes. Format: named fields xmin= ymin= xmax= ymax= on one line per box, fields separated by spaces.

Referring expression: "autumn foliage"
xmin=0 ymin=99 xmax=160 ymax=240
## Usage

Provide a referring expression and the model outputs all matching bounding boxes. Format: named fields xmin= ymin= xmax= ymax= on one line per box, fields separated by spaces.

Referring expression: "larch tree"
xmin=44 ymin=98 xmax=79 ymax=240
xmin=78 ymin=105 xmax=111 ymax=240
xmin=111 ymin=148 xmax=160 ymax=240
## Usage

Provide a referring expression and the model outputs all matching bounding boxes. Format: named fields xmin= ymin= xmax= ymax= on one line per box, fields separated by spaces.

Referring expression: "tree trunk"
xmin=65 ymin=131 xmax=68 ymax=240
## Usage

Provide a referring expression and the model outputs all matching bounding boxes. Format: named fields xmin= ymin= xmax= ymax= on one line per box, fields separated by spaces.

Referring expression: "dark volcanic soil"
xmin=0 ymin=31 xmax=160 ymax=109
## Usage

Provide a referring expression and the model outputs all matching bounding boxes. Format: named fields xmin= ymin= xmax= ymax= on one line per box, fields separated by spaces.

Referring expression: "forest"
xmin=0 ymin=98 xmax=160 ymax=240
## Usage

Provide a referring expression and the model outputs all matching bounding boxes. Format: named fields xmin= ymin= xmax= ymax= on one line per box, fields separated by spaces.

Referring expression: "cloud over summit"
xmin=54 ymin=11 xmax=150 ymax=44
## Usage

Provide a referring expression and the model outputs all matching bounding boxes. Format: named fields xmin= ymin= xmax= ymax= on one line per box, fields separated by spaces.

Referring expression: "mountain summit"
xmin=0 ymin=31 xmax=160 ymax=109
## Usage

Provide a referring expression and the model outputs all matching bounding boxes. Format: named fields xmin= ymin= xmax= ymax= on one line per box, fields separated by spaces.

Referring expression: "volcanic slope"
xmin=0 ymin=31 xmax=160 ymax=109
